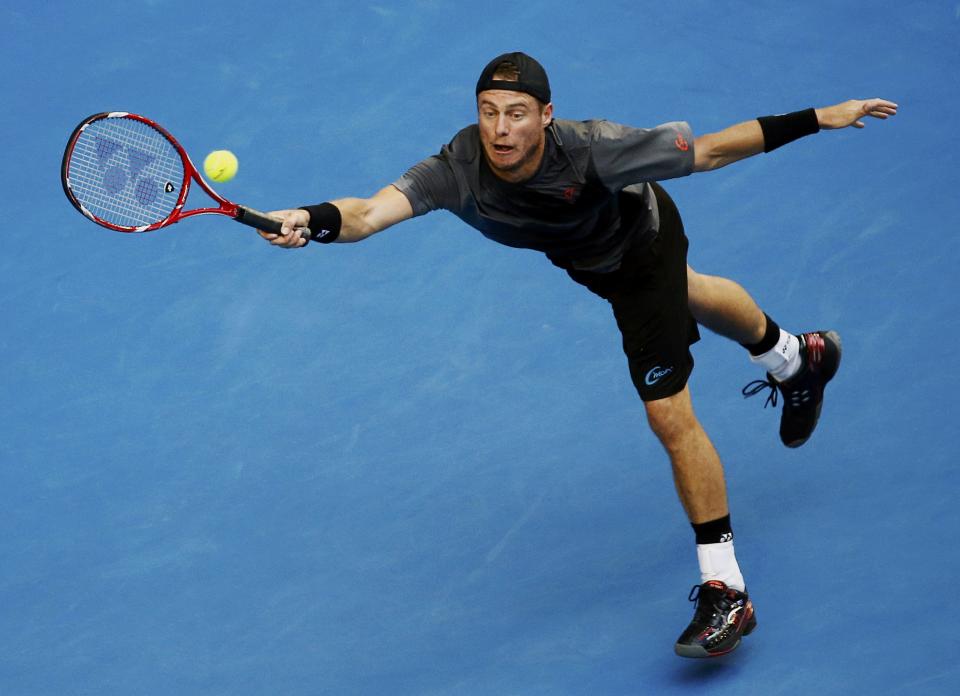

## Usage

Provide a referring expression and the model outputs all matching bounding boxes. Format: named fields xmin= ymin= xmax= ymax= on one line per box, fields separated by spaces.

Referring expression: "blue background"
xmin=2 ymin=1 xmax=958 ymax=694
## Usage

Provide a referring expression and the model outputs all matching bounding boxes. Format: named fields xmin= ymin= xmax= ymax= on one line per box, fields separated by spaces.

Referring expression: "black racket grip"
xmin=235 ymin=205 xmax=312 ymax=243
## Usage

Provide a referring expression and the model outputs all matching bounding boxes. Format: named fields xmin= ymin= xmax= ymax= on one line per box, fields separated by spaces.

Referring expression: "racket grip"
xmin=235 ymin=205 xmax=312 ymax=243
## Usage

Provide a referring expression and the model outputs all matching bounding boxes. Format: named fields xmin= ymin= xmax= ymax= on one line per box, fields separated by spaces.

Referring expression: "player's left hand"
xmin=816 ymin=99 xmax=898 ymax=130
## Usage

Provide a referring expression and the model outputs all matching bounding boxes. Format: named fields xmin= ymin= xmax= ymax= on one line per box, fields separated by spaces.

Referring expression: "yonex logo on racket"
xmin=91 ymin=134 xmax=165 ymax=207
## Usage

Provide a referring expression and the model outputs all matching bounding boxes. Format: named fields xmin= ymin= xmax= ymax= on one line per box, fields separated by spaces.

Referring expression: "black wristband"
xmin=757 ymin=108 xmax=820 ymax=153
xmin=298 ymin=202 xmax=342 ymax=243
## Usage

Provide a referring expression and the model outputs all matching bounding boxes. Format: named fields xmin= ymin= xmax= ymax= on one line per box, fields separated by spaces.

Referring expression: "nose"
xmin=495 ymin=113 xmax=510 ymax=136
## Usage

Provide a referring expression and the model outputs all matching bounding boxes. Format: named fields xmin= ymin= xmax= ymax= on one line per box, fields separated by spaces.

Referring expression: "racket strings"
xmin=66 ymin=116 xmax=185 ymax=229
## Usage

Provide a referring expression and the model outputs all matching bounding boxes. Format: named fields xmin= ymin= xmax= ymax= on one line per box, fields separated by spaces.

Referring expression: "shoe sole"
xmin=674 ymin=609 xmax=757 ymax=658
xmin=784 ymin=330 xmax=843 ymax=448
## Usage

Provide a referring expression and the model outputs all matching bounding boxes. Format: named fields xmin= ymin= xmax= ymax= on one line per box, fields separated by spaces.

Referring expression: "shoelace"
xmin=688 ymin=584 xmax=732 ymax=625
xmin=742 ymin=378 xmax=779 ymax=408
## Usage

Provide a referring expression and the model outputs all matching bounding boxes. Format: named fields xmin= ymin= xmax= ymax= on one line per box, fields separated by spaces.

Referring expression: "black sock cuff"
xmin=692 ymin=514 xmax=733 ymax=545
xmin=740 ymin=313 xmax=780 ymax=356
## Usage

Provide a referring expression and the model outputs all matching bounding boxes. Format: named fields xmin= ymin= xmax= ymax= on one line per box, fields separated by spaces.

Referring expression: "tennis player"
xmin=261 ymin=52 xmax=896 ymax=658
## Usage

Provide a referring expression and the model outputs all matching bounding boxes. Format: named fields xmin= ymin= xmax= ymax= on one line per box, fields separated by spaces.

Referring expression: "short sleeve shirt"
xmin=393 ymin=119 xmax=694 ymax=271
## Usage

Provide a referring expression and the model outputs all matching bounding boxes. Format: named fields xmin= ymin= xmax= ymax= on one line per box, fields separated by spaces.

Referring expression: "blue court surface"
xmin=2 ymin=2 xmax=958 ymax=694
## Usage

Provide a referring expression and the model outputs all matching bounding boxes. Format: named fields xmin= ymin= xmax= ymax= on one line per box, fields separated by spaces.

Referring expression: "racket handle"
xmin=235 ymin=205 xmax=313 ymax=243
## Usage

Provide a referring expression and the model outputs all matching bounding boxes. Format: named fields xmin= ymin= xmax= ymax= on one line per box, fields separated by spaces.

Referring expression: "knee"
xmin=644 ymin=390 xmax=699 ymax=448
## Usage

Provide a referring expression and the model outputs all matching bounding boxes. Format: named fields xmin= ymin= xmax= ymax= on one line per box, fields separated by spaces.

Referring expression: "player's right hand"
xmin=258 ymin=208 xmax=312 ymax=248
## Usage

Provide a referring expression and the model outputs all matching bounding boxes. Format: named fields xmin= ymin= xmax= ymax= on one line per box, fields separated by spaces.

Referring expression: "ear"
xmin=541 ymin=102 xmax=554 ymax=127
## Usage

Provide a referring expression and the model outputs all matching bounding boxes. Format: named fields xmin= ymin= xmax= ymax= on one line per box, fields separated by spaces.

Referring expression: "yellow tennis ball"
xmin=203 ymin=150 xmax=238 ymax=183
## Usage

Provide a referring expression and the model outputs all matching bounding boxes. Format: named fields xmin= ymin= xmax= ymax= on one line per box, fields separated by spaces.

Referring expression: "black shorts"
xmin=566 ymin=182 xmax=699 ymax=401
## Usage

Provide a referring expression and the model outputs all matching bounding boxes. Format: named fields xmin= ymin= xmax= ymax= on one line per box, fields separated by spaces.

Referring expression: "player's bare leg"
xmin=686 ymin=266 xmax=766 ymax=344
xmin=686 ymin=265 xmax=842 ymax=448
xmin=643 ymin=385 xmax=728 ymax=525
xmin=643 ymin=385 xmax=756 ymax=657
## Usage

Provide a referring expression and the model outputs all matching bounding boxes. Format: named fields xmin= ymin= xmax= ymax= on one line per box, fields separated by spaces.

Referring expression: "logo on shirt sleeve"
xmin=674 ymin=133 xmax=689 ymax=152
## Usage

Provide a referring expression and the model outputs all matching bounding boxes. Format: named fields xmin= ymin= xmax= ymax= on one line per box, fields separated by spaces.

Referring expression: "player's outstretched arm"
xmin=693 ymin=98 xmax=898 ymax=172
xmin=258 ymin=185 xmax=414 ymax=248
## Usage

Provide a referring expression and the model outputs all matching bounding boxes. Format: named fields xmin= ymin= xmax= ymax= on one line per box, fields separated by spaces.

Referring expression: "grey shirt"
xmin=393 ymin=118 xmax=695 ymax=271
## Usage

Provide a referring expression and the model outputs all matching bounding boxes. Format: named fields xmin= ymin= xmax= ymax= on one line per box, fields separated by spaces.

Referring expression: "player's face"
xmin=477 ymin=90 xmax=554 ymax=182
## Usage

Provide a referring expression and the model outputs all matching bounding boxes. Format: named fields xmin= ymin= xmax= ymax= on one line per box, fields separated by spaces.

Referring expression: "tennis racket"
xmin=61 ymin=111 xmax=310 ymax=239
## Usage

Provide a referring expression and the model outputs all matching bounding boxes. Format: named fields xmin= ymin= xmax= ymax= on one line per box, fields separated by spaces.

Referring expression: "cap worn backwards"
xmin=475 ymin=51 xmax=551 ymax=104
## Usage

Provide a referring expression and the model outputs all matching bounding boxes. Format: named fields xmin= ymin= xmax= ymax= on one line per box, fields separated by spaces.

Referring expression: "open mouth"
xmin=492 ymin=144 xmax=514 ymax=154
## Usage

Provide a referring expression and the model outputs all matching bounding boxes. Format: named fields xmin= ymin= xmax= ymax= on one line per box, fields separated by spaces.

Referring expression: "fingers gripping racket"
xmin=61 ymin=112 xmax=309 ymax=239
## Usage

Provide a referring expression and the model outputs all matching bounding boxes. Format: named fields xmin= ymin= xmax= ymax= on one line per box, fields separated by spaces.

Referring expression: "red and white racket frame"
xmin=62 ymin=112 xmax=296 ymax=236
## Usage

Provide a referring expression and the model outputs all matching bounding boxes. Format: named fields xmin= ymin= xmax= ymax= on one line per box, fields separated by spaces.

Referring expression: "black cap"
xmin=475 ymin=51 xmax=551 ymax=104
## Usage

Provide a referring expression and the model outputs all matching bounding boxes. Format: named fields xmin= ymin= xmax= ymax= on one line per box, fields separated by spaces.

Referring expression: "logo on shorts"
xmin=645 ymin=365 xmax=674 ymax=386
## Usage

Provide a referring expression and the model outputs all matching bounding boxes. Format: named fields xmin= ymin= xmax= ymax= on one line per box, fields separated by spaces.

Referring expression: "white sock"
xmin=750 ymin=329 xmax=801 ymax=382
xmin=696 ymin=540 xmax=746 ymax=592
